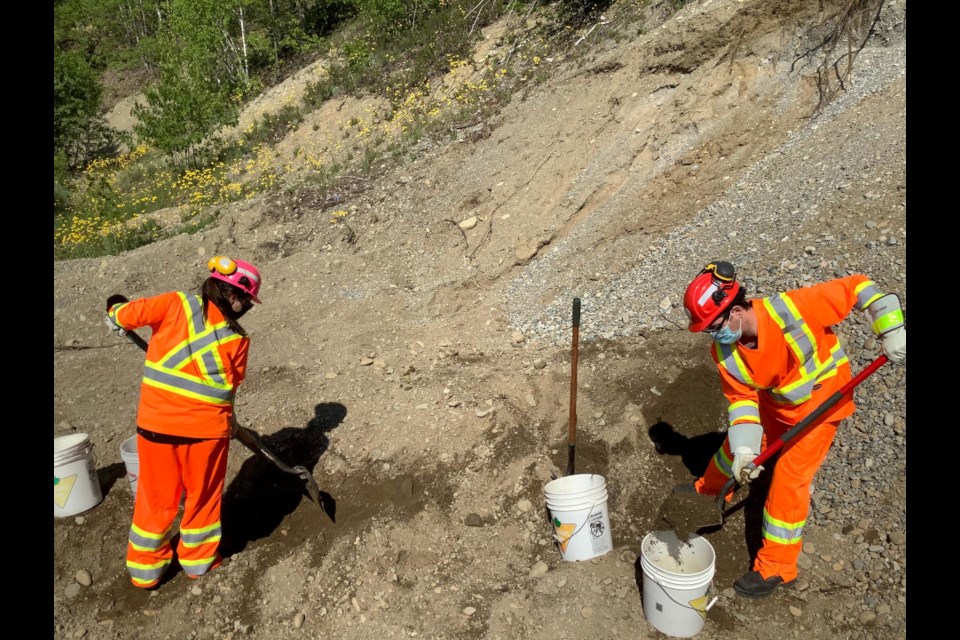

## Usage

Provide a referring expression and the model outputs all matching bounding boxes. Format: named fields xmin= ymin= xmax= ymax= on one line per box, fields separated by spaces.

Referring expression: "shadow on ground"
xmin=220 ymin=401 xmax=346 ymax=556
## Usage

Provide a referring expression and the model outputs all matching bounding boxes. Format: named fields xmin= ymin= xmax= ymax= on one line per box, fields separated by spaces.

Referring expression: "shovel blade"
xmin=657 ymin=490 xmax=723 ymax=539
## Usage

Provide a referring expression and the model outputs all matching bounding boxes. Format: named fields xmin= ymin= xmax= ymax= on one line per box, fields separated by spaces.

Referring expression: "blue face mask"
xmin=707 ymin=315 xmax=742 ymax=344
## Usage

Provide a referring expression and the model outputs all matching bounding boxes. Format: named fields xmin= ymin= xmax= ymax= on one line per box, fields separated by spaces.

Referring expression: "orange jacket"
xmin=711 ymin=274 xmax=885 ymax=430
xmin=109 ymin=291 xmax=250 ymax=439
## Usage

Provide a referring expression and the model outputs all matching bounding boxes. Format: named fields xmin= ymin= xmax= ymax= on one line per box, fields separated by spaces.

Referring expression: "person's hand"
xmin=732 ymin=446 xmax=763 ymax=485
xmin=881 ymin=326 xmax=906 ymax=363
xmin=104 ymin=315 xmax=127 ymax=338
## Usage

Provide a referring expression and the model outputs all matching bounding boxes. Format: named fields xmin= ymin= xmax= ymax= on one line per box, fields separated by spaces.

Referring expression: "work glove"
xmin=881 ymin=325 xmax=906 ymax=363
xmin=732 ymin=446 xmax=763 ymax=485
xmin=104 ymin=315 xmax=127 ymax=338
xmin=865 ymin=293 xmax=905 ymax=363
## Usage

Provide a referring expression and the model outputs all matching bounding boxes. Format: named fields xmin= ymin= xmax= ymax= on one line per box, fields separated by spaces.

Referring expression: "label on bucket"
xmin=53 ymin=474 xmax=77 ymax=509
xmin=553 ymin=510 xmax=611 ymax=557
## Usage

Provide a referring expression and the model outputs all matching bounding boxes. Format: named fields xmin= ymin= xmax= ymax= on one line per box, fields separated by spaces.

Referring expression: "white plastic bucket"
xmin=54 ymin=433 xmax=103 ymax=517
xmin=543 ymin=474 xmax=613 ymax=562
xmin=120 ymin=435 xmax=139 ymax=495
xmin=640 ymin=530 xmax=717 ymax=638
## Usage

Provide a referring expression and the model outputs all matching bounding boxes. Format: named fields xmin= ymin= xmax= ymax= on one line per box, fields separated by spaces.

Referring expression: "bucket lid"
xmin=54 ymin=432 xmax=92 ymax=463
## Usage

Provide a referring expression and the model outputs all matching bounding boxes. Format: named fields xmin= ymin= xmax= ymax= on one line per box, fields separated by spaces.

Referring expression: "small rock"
xmin=797 ymin=554 xmax=814 ymax=570
xmin=511 ymin=331 xmax=525 ymax=344
xmin=581 ymin=606 xmax=593 ymax=618
xmin=475 ymin=408 xmax=493 ymax=418
xmin=360 ymin=358 xmax=374 ymax=366
xmin=888 ymin=531 xmax=906 ymax=545
xmin=517 ymin=499 xmax=532 ymax=512
xmin=558 ymin=577 xmax=568 ymax=588
xmin=525 ymin=393 xmax=537 ymax=407
xmin=293 ymin=613 xmax=305 ymax=629
xmin=352 ymin=597 xmax=363 ymax=612
xmin=64 ymin=583 xmax=82 ymax=599
xmin=72 ymin=629 xmax=87 ymax=639
xmin=858 ymin=610 xmax=877 ymax=625
xmin=458 ymin=217 xmax=478 ymax=230
xmin=533 ymin=358 xmax=547 ymax=370
xmin=75 ymin=569 xmax=92 ymax=587
xmin=802 ymin=542 xmax=817 ymax=555
xmin=528 ymin=561 xmax=549 ymax=578
xmin=401 ymin=478 xmax=414 ymax=497
xmin=464 ymin=513 xmax=483 ymax=527
xmin=463 ymin=606 xmax=477 ymax=616
xmin=619 ymin=549 xmax=637 ymax=563
xmin=789 ymin=606 xmax=802 ymax=617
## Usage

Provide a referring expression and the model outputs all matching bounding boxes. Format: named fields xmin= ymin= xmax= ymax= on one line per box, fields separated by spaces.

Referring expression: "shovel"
xmin=106 ymin=295 xmax=325 ymax=509
xmin=662 ymin=354 xmax=888 ymax=532
xmin=550 ymin=298 xmax=581 ymax=480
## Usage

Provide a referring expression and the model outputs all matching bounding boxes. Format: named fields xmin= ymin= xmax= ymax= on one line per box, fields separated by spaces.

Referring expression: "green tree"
xmin=132 ymin=0 xmax=250 ymax=165
xmin=54 ymin=49 xmax=117 ymax=169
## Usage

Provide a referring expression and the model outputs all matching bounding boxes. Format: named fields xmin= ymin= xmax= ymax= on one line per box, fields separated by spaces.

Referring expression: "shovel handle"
xmin=567 ymin=298 xmax=581 ymax=476
xmin=718 ymin=354 xmax=888 ymax=507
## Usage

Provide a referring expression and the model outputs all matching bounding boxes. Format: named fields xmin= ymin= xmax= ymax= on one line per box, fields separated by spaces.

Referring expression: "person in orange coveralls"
xmin=678 ymin=261 xmax=905 ymax=598
xmin=105 ymin=256 xmax=262 ymax=589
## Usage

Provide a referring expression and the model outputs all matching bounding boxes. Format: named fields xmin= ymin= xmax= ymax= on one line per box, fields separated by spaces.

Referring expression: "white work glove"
xmin=104 ymin=315 xmax=127 ymax=337
xmin=881 ymin=325 xmax=906 ymax=363
xmin=732 ymin=446 xmax=763 ymax=485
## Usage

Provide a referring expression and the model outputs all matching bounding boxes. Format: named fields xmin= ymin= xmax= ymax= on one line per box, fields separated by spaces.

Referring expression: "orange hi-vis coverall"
xmin=108 ymin=291 xmax=249 ymax=588
xmin=693 ymin=275 xmax=887 ymax=582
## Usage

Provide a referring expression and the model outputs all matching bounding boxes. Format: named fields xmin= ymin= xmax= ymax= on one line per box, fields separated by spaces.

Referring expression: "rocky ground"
xmin=54 ymin=1 xmax=908 ymax=639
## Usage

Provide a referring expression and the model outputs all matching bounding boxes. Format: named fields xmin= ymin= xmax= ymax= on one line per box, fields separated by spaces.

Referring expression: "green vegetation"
xmin=54 ymin=0 xmax=622 ymax=260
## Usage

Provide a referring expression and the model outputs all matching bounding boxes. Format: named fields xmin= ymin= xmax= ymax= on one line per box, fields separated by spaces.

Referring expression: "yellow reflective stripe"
xmin=130 ymin=523 xmax=168 ymax=542
xmin=180 ymin=555 xmax=218 ymax=568
xmin=854 ymin=280 xmax=883 ymax=309
xmin=762 ymin=507 xmax=806 ymax=544
xmin=715 ymin=342 xmax=757 ymax=387
xmin=127 ymin=558 xmax=172 ymax=572
xmin=142 ymin=363 xmax=234 ymax=405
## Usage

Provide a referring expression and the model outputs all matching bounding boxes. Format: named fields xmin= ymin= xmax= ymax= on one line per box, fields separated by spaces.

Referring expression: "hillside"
xmin=54 ymin=1 xmax=908 ymax=639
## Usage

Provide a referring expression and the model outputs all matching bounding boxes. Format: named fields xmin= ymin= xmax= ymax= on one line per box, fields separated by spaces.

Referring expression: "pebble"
xmin=581 ymin=606 xmax=593 ymax=618
xmin=529 ymin=561 xmax=549 ymax=577
xmin=517 ymin=499 xmax=532 ymax=513
xmin=464 ymin=513 xmax=482 ymax=527
xmin=789 ymin=606 xmax=802 ymax=617
xmin=293 ymin=613 xmax=305 ymax=629
xmin=75 ymin=569 xmax=92 ymax=586
xmin=888 ymin=532 xmax=905 ymax=545
xmin=463 ymin=606 xmax=477 ymax=616
xmin=64 ymin=583 xmax=81 ymax=599
xmin=858 ymin=611 xmax=877 ymax=625
xmin=533 ymin=358 xmax=547 ymax=370
xmin=797 ymin=554 xmax=814 ymax=570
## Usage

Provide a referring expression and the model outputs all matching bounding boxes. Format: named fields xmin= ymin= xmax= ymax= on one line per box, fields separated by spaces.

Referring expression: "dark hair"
xmin=716 ymin=287 xmax=749 ymax=324
xmin=201 ymin=278 xmax=249 ymax=336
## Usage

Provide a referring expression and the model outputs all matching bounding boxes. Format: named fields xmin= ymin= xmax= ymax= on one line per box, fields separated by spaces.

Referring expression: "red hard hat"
xmin=683 ymin=262 xmax=740 ymax=332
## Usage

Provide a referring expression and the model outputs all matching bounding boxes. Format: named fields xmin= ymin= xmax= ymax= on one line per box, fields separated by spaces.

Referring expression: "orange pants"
xmin=126 ymin=435 xmax=228 ymax=588
xmin=695 ymin=410 xmax=840 ymax=582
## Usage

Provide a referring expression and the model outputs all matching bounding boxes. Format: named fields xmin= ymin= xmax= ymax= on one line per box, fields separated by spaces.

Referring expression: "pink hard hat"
xmin=207 ymin=256 xmax=262 ymax=303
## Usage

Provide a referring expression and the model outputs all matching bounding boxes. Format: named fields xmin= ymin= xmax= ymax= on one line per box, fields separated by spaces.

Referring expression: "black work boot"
xmin=733 ymin=571 xmax=795 ymax=598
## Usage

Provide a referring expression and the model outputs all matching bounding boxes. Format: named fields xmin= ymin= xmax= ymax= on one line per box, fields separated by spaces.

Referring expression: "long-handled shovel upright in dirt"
xmin=566 ymin=298 xmax=581 ymax=477
xmin=660 ymin=354 xmax=888 ymax=533
xmin=106 ymin=295 xmax=325 ymax=511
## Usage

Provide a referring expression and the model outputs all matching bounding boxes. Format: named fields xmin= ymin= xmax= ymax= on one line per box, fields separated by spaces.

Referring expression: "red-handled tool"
xmin=716 ymin=354 xmax=888 ymax=513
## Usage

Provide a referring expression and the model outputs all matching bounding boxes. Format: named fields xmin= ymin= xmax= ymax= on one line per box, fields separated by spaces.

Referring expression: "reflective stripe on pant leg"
xmin=754 ymin=417 xmax=839 ymax=582
xmin=176 ymin=437 xmax=229 ymax=578
xmin=127 ymin=434 xmax=181 ymax=586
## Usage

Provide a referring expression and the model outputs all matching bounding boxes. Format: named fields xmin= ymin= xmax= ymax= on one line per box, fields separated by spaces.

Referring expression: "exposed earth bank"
xmin=54 ymin=2 xmax=908 ymax=639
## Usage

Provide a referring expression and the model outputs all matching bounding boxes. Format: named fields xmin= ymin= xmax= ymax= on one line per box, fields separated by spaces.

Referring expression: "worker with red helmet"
xmin=104 ymin=256 xmax=262 ymax=589
xmin=679 ymin=261 xmax=905 ymax=597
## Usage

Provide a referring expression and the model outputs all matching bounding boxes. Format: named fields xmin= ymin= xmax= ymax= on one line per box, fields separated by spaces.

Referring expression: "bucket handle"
xmin=551 ymin=497 xmax=600 ymax=545
xmin=648 ymin=574 xmax=715 ymax=613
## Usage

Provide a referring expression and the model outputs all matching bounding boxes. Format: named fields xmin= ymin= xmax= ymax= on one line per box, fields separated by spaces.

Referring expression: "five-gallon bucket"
xmin=640 ymin=530 xmax=717 ymax=638
xmin=543 ymin=474 xmax=613 ymax=562
xmin=120 ymin=435 xmax=139 ymax=495
xmin=54 ymin=433 xmax=103 ymax=518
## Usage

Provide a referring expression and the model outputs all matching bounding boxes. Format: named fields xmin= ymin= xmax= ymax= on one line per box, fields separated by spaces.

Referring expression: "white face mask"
xmin=707 ymin=314 xmax=742 ymax=344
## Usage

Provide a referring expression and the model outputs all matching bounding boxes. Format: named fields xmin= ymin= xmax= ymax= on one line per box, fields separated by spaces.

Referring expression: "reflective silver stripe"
xmin=180 ymin=523 xmax=223 ymax=547
xmin=181 ymin=555 xmax=219 ymax=576
xmin=855 ymin=280 xmax=883 ymax=310
xmin=713 ymin=447 xmax=733 ymax=479
xmin=728 ymin=400 xmax=760 ymax=425
xmin=762 ymin=507 xmax=805 ymax=544
xmin=766 ymin=342 xmax=847 ymax=405
xmin=127 ymin=559 xmax=171 ymax=582
xmin=184 ymin=293 xmax=205 ymax=334
xmin=140 ymin=293 xmax=241 ymax=405
xmin=143 ymin=365 xmax=236 ymax=402
xmin=715 ymin=342 xmax=755 ymax=387
xmin=129 ymin=524 xmax=172 ymax=550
